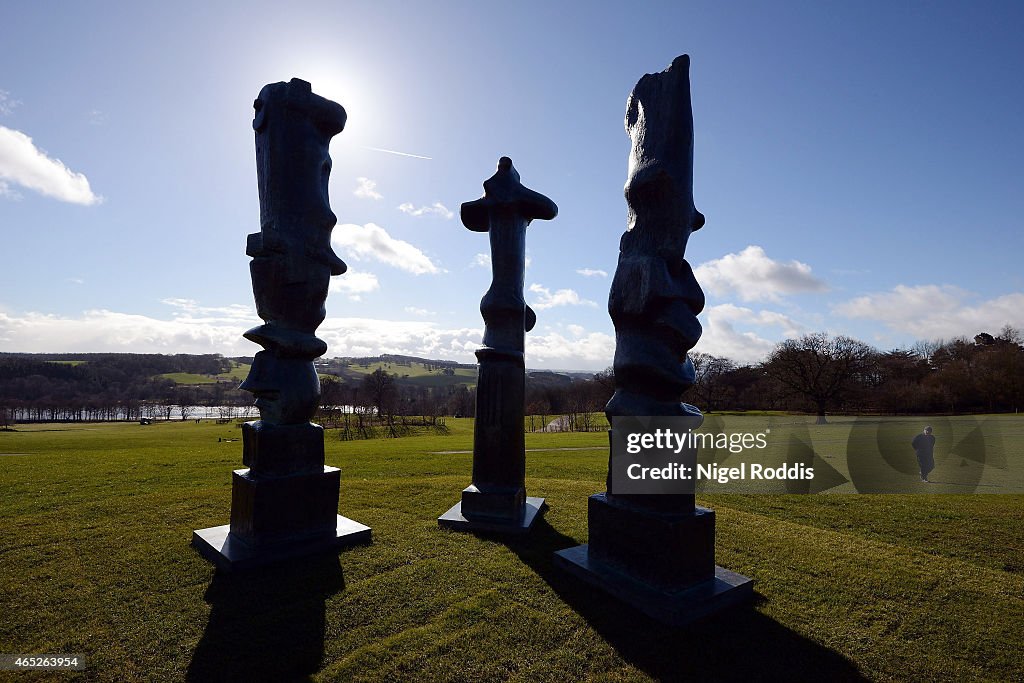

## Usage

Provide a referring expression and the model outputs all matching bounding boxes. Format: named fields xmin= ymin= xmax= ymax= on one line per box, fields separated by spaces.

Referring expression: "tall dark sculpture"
xmin=192 ymin=78 xmax=371 ymax=571
xmin=438 ymin=157 xmax=556 ymax=533
xmin=554 ymin=56 xmax=752 ymax=623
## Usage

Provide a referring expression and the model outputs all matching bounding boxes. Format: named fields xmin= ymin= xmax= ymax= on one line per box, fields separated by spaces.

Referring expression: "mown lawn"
xmin=0 ymin=417 xmax=1021 ymax=681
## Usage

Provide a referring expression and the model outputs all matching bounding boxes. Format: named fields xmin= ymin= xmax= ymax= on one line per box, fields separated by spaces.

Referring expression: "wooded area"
xmin=1 ymin=325 xmax=1021 ymax=431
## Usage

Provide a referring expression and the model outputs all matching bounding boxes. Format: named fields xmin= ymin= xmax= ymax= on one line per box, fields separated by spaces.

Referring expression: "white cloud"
xmin=576 ymin=268 xmax=608 ymax=278
xmin=0 ymin=180 xmax=20 ymax=199
xmin=353 ymin=177 xmax=382 ymax=200
xmin=329 ymin=270 xmax=379 ymax=301
xmin=0 ymin=304 xmax=479 ymax=360
xmin=318 ymin=317 xmax=481 ymax=361
xmin=526 ymin=330 xmax=615 ymax=366
xmin=694 ymin=245 xmax=827 ymax=302
xmin=710 ymin=303 xmax=805 ymax=338
xmin=398 ymin=201 xmax=454 ymax=219
xmin=161 ymin=298 xmax=256 ymax=321
xmin=0 ymin=308 xmax=253 ymax=354
xmin=833 ymin=284 xmax=1024 ymax=339
xmin=404 ymin=306 xmax=434 ymax=317
xmin=333 ymin=222 xmax=443 ymax=275
xmin=0 ymin=126 xmax=101 ymax=205
xmin=692 ymin=303 xmax=804 ymax=364
xmin=0 ymin=90 xmax=21 ymax=116
xmin=0 ymin=303 xmax=619 ymax=369
xmin=528 ymin=283 xmax=597 ymax=310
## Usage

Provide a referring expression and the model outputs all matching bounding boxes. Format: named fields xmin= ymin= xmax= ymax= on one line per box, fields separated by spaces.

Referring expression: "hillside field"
xmin=157 ymin=361 xmax=251 ymax=386
xmin=329 ymin=360 xmax=477 ymax=389
xmin=156 ymin=359 xmax=479 ymax=390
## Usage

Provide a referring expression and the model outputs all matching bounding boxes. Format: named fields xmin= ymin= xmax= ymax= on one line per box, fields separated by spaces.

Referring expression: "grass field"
xmin=337 ymin=361 xmax=477 ymax=388
xmin=159 ymin=360 xmax=477 ymax=389
xmin=157 ymin=362 xmax=252 ymax=386
xmin=0 ymin=416 xmax=1022 ymax=681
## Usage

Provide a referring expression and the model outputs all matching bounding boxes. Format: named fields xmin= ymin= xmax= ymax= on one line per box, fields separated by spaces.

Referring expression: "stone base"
xmin=242 ymin=420 xmax=324 ymax=476
xmin=553 ymin=544 xmax=753 ymax=626
xmin=230 ymin=466 xmax=340 ymax=547
xmin=191 ymin=515 xmax=371 ymax=572
xmin=460 ymin=484 xmax=525 ymax=521
xmin=588 ymin=493 xmax=715 ymax=589
xmin=438 ymin=496 xmax=546 ymax=534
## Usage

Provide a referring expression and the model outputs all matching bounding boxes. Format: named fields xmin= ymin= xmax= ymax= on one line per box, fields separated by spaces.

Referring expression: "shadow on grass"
xmin=502 ymin=518 xmax=868 ymax=683
xmin=187 ymin=552 xmax=345 ymax=682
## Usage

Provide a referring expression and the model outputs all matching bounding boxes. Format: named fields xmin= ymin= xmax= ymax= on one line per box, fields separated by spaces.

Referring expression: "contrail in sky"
xmin=362 ymin=146 xmax=432 ymax=160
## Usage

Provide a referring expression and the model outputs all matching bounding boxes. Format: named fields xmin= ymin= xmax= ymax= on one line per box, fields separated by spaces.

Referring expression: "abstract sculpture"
xmin=438 ymin=157 xmax=556 ymax=533
xmin=192 ymin=78 xmax=371 ymax=570
xmin=554 ymin=56 xmax=752 ymax=623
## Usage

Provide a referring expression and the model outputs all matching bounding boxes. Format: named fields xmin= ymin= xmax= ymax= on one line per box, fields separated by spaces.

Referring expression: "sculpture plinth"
xmin=192 ymin=79 xmax=370 ymax=572
xmin=439 ymin=157 xmax=555 ymax=534
xmin=553 ymin=56 xmax=752 ymax=623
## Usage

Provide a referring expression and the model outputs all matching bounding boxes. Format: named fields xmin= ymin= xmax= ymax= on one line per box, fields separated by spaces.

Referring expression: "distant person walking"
xmin=912 ymin=426 xmax=936 ymax=482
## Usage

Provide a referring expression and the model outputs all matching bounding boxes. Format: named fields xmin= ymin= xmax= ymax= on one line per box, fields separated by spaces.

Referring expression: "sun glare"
xmin=263 ymin=61 xmax=386 ymax=150
xmin=305 ymin=70 xmax=382 ymax=148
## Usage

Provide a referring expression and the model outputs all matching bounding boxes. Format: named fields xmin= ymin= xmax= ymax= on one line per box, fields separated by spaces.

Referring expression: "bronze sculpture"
xmin=554 ymin=56 xmax=753 ymax=623
xmin=192 ymin=79 xmax=370 ymax=570
xmin=438 ymin=157 xmax=556 ymax=533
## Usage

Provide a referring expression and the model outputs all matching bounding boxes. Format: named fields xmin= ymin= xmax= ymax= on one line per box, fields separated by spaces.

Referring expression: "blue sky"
xmin=1 ymin=1 xmax=1022 ymax=369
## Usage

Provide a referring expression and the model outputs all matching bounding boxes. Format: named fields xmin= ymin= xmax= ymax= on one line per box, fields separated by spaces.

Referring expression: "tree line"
xmin=690 ymin=326 xmax=1024 ymax=421
xmin=1 ymin=325 xmax=1020 ymax=430
xmin=0 ymin=354 xmax=248 ymax=424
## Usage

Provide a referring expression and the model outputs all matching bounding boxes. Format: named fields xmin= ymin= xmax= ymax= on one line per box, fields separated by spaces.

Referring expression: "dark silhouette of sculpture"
xmin=554 ymin=56 xmax=752 ymax=623
xmin=439 ymin=157 xmax=556 ymax=533
xmin=193 ymin=78 xmax=370 ymax=570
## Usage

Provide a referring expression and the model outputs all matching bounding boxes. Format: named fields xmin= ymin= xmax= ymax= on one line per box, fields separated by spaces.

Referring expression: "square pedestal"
xmin=553 ymin=544 xmax=753 ymax=626
xmin=461 ymin=484 xmax=526 ymax=521
xmin=553 ymin=492 xmax=753 ymax=625
xmin=192 ymin=515 xmax=371 ymax=572
xmin=438 ymin=496 xmax=546 ymax=534
xmin=588 ymin=493 xmax=715 ymax=589
xmin=192 ymin=464 xmax=371 ymax=571
xmin=229 ymin=466 xmax=339 ymax=546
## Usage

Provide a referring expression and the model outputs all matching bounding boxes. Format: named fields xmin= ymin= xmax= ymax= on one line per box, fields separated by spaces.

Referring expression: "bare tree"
xmin=765 ymin=333 xmax=875 ymax=423
xmin=176 ymin=386 xmax=197 ymax=421
xmin=688 ymin=352 xmax=736 ymax=412
xmin=362 ymin=368 xmax=397 ymax=419
xmin=319 ymin=376 xmax=345 ymax=425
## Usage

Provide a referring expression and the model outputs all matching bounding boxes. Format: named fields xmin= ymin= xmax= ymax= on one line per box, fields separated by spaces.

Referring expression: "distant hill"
xmin=318 ymin=356 xmax=477 ymax=389
xmin=0 ymin=352 xmax=596 ymax=395
xmin=314 ymin=354 xmax=594 ymax=390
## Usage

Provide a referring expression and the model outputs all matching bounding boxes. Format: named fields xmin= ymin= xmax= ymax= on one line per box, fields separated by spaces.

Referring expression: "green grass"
xmin=215 ymin=362 xmax=251 ymax=382
xmin=46 ymin=360 xmax=88 ymax=366
xmin=156 ymin=372 xmax=219 ymax=385
xmin=0 ymin=416 xmax=1022 ymax=681
xmin=157 ymin=362 xmax=250 ymax=386
xmin=338 ymin=361 xmax=477 ymax=388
